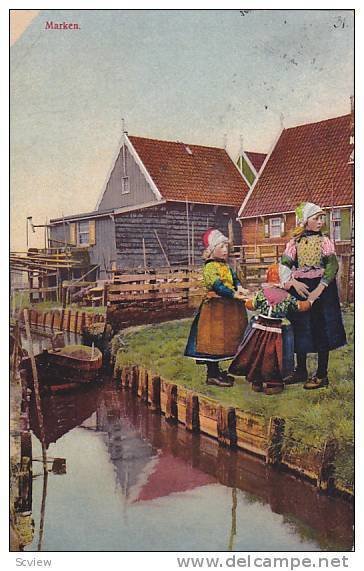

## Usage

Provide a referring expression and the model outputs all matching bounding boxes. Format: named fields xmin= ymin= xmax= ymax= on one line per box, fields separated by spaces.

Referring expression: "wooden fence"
xmin=105 ymin=267 xmax=205 ymax=329
xmin=107 ymin=267 xmax=203 ymax=306
xmin=116 ymin=365 xmax=352 ymax=496
xmin=17 ymin=308 xmax=106 ymax=335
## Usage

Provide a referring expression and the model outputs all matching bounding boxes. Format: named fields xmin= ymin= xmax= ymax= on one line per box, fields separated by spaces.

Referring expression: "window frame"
xmin=78 ymin=220 xmax=90 ymax=246
xmin=269 ymin=217 xmax=282 ymax=238
xmin=121 ymin=176 xmax=130 ymax=195
xmin=331 ymin=209 xmax=341 ymax=241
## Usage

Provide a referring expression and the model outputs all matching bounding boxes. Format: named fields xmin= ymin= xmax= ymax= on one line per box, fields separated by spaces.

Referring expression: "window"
xmin=78 ymin=220 xmax=89 ymax=245
xmin=330 ymin=209 xmax=352 ymax=241
xmin=269 ymin=217 xmax=282 ymax=238
xmin=121 ymin=176 xmax=130 ymax=195
xmin=331 ymin=209 xmax=341 ymax=241
xmin=69 ymin=220 xmax=96 ymax=247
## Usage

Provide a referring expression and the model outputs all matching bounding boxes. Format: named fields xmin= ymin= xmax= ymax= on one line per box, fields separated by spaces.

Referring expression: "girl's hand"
xmin=307 ymin=283 xmax=325 ymax=304
xmin=237 ymin=285 xmax=250 ymax=296
xmin=290 ymin=278 xmax=309 ymax=298
xmin=234 ymin=291 xmax=246 ymax=300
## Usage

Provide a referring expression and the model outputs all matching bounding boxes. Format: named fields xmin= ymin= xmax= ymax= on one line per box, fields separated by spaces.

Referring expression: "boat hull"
xmin=21 ymin=345 xmax=103 ymax=390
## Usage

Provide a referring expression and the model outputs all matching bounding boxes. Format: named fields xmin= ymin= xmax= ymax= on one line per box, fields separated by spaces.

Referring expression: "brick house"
xmin=238 ymin=114 xmax=354 ymax=257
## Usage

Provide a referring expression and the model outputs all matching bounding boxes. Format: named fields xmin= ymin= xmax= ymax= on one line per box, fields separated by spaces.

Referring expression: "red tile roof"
xmin=245 ymin=151 xmax=267 ymax=173
xmin=128 ymin=135 xmax=249 ymax=207
xmin=240 ymin=114 xmax=353 ymax=218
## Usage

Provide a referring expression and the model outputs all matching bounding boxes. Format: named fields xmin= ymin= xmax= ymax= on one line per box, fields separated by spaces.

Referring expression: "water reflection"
xmin=24 ymin=379 xmax=353 ymax=552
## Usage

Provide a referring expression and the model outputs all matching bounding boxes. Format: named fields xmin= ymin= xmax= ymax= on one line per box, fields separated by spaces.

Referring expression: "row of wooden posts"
xmin=116 ymin=365 xmax=350 ymax=495
xmin=18 ymin=308 xmax=106 ymax=335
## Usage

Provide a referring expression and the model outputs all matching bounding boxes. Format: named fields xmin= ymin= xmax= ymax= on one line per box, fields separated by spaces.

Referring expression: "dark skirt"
xmin=184 ymin=296 xmax=247 ymax=362
xmin=228 ymin=316 xmax=294 ymax=383
xmin=287 ymin=277 xmax=347 ymax=354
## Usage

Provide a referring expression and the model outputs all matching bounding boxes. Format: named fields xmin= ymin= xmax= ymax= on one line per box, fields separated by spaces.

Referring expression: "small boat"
xmin=22 ymin=344 xmax=103 ymax=390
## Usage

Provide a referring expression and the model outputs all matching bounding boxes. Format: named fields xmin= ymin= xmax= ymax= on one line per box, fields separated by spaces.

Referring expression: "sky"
xmin=10 ymin=8 xmax=354 ymax=250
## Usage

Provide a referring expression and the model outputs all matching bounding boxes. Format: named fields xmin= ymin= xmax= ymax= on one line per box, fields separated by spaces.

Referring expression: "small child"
xmin=185 ymin=228 xmax=248 ymax=387
xmin=229 ymin=263 xmax=311 ymax=395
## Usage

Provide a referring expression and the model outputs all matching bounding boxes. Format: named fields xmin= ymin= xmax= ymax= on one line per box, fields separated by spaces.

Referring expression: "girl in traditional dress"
xmin=281 ymin=202 xmax=347 ymax=389
xmin=184 ymin=228 xmax=248 ymax=387
xmin=229 ymin=263 xmax=311 ymax=395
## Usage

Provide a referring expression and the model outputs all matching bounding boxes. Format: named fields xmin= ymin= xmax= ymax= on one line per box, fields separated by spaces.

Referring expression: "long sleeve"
xmin=212 ymin=280 xmax=235 ymax=298
xmin=231 ymin=268 xmax=242 ymax=289
xmin=203 ymin=261 xmax=236 ymax=298
xmin=281 ymin=238 xmax=297 ymax=269
xmin=320 ymin=237 xmax=339 ymax=286
xmin=321 ymin=254 xmax=339 ymax=286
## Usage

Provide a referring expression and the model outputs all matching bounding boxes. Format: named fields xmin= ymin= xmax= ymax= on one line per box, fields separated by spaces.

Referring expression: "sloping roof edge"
xmin=238 ymin=128 xmax=283 ymax=218
xmin=125 ymin=134 xmax=164 ymax=201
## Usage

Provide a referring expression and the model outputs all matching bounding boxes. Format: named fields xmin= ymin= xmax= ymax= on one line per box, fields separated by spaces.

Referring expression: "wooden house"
xmin=238 ymin=114 xmax=354 ymax=258
xmin=49 ymin=133 xmax=251 ymax=277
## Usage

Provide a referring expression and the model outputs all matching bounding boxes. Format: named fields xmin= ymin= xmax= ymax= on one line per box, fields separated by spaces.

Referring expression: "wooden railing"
xmin=231 ymin=243 xmax=286 ymax=288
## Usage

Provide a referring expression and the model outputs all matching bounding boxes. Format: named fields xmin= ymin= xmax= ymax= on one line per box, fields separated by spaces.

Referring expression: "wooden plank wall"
xmin=116 ymin=365 xmax=351 ymax=496
xmin=114 ymin=202 xmax=241 ymax=269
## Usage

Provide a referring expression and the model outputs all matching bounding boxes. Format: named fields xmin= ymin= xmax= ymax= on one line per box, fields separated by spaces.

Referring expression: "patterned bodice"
xmin=296 ymin=234 xmax=323 ymax=267
xmin=252 ymin=289 xmax=299 ymax=319
xmin=281 ymin=231 xmax=339 ymax=286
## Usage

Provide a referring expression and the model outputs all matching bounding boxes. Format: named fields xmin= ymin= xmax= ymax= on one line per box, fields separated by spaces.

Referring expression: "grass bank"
xmin=115 ymin=310 xmax=354 ymax=489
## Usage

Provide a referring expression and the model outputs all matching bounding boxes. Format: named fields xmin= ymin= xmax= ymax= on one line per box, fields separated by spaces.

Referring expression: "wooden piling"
xmin=66 ymin=309 xmax=71 ymax=332
xmin=266 ymin=417 xmax=286 ymax=465
xmin=60 ymin=309 xmax=65 ymax=331
xmin=138 ymin=368 xmax=149 ymax=402
xmin=149 ymin=375 xmax=161 ymax=412
xmin=23 ymin=309 xmax=47 ymax=473
xmin=185 ymin=392 xmax=199 ymax=432
xmin=74 ymin=311 xmax=79 ymax=334
xmin=165 ymin=383 xmax=178 ymax=423
xmin=130 ymin=365 xmax=139 ymax=394
xmin=317 ymin=438 xmax=337 ymax=490
xmin=80 ymin=312 xmax=86 ymax=333
xmin=217 ymin=406 xmax=237 ymax=448
xmin=121 ymin=366 xmax=131 ymax=389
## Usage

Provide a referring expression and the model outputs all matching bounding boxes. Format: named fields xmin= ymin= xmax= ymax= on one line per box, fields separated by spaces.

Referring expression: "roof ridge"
xmin=284 ymin=113 xmax=351 ymax=132
xmin=128 ymin=134 xmax=225 ymax=151
xmin=245 ymin=151 xmax=267 ymax=157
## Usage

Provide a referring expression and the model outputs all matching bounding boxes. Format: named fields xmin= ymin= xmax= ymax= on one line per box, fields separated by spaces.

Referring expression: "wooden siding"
xmin=89 ymin=217 xmax=117 ymax=279
xmin=114 ymin=202 xmax=241 ymax=269
xmin=97 ymin=144 xmax=158 ymax=212
xmin=241 ymin=213 xmax=297 ymax=246
xmin=49 ymin=217 xmax=116 ymax=279
xmin=49 ymin=222 xmax=70 ymax=246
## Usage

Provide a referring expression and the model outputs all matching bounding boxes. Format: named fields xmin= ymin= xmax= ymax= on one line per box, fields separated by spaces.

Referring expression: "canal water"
xmin=23 ymin=374 xmax=353 ymax=552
